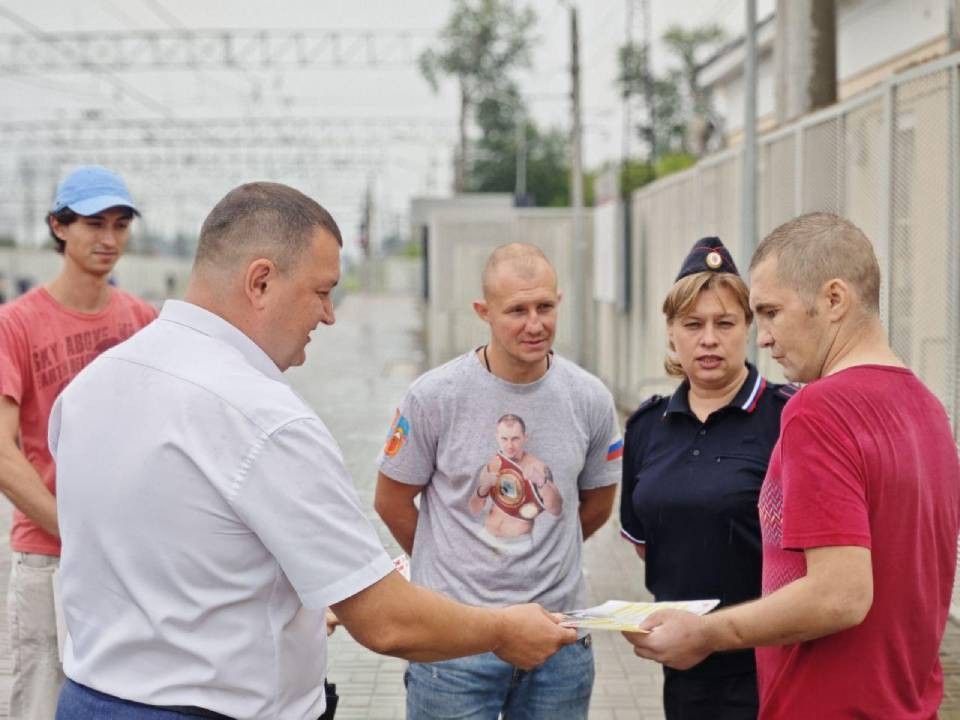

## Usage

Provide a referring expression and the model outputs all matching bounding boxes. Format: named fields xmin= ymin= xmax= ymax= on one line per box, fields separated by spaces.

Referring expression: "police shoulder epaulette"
xmin=626 ymin=395 xmax=664 ymax=427
xmin=775 ymin=384 xmax=801 ymax=401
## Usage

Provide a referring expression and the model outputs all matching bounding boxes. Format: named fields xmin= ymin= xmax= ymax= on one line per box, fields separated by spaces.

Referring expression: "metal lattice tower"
xmin=0 ymin=117 xmax=457 ymax=150
xmin=0 ymin=29 xmax=433 ymax=73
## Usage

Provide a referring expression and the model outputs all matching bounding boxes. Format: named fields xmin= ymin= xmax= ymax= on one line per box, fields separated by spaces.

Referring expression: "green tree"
xmin=468 ymin=82 xmax=580 ymax=207
xmin=662 ymin=24 xmax=726 ymax=119
xmin=618 ymin=23 xmax=726 ymax=162
xmin=419 ymin=0 xmax=536 ymax=192
xmin=470 ymin=116 xmax=573 ymax=207
xmin=654 ymin=151 xmax=697 ymax=178
xmin=619 ymin=158 xmax=656 ymax=196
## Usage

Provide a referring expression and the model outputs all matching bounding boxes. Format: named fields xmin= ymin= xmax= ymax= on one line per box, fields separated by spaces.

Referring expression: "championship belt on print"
xmin=490 ymin=453 xmax=545 ymax=520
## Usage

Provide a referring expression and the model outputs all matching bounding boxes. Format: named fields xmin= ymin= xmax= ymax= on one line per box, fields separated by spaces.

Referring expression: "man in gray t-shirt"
xmin=376 ymin=243 xmax=622 ymax=720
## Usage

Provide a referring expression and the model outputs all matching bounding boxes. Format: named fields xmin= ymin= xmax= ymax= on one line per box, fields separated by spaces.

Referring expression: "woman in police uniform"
xmin=620 ymin=237 xmax=794 ymax=719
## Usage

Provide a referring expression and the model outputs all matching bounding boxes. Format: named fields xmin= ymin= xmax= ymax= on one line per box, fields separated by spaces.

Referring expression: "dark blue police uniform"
xmin=621 ymin=362 xmax=796 ymax=719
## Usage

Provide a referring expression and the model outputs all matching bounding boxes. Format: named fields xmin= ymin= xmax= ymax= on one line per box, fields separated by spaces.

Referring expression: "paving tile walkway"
xmin=0 ymin=291 xmax=956 ymax=718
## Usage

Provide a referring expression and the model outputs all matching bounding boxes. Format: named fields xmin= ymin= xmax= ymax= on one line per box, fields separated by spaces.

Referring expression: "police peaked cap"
xmin=675 ymin=236 xmax=740 ymax=281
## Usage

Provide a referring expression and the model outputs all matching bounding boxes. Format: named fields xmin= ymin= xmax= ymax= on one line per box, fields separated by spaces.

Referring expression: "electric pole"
xmin=515 ymin=122 xmax=527 ymax=204
xmin=641 ymin=0 xmax=655 ymax=161
xmin=742 ymin=0 xmax=758 ymax=295
xmin=622 ymin=0 xmax=635 ymax=186
xmin=569 ymin=4 xmax=586 ymax=365
xmin=19 ymin=158 xmax=36 ymax=248
xmin=621 ymin=0 xmax=637 ymax=317
xmin=949 ymin=0 xmax=960 ymax=52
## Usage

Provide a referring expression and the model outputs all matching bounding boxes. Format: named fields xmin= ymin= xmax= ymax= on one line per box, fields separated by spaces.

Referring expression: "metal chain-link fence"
xmin=605 ymin=51 xmax=960 ymax=613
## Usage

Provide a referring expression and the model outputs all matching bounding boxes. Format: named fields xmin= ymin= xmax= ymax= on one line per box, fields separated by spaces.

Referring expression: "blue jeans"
xmin=56 ymin=679 xmax=232 ymax=719
xmin=405 ymin=635 xmax=594 ymax=720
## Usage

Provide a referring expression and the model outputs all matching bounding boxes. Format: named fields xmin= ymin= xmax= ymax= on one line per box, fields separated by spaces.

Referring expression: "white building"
xmin=701 ymin=0 xmax=955 ymax=143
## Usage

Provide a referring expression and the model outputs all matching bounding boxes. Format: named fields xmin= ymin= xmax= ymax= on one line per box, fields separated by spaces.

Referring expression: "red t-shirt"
xmin=757 ymin=365 xmax=960 ymax=719
xmin=0 ymin=286 xmax=157 ymax=556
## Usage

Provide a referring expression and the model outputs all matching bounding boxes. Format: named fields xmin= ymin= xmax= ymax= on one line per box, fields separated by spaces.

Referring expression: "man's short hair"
xmin=750 ymin=212 xmax=881 ymax=314
xmin=47 ymin=206 xmax=135 ymax=254
xmin=195 ymin=182 xmax=342 ymax=273
xmin=482 ymin=244 xmax=555 ymax=298
xmin=497 ymin=414 xmax=526 ymax=434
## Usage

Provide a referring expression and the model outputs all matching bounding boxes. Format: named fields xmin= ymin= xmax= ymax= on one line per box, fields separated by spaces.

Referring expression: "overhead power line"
xmin=0 ymin=28 xmax=435 ymax=73
xmin=136 ymin=0 xmax=262 ymax=101
xmin=140 ymin=0 xmax=189 ymax=30
xmin=0 ymin=6 xmax=175 ymax=117
xmin=0 ymin=116 xmax=458 ymax=150
xmin=5 ymin=147 xmax=400 ymax=172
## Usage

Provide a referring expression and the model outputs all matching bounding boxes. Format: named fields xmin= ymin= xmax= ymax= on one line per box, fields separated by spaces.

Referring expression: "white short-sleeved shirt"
xmin=49 ymin=300 xmax=393 ymax=720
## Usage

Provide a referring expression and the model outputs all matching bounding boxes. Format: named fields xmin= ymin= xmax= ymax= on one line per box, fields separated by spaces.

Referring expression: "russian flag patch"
xmin=606 ymin=438 xmax=624 ymax=461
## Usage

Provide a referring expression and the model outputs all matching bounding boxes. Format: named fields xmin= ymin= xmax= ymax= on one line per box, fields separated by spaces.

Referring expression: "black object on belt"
xmin=318 ymin=679 xmax=339 ymax=720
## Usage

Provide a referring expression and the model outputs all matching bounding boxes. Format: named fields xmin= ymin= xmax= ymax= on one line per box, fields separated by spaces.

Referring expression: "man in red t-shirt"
xmin=0 ymin=166 xmax=157 ymax=719
xmin=623 ymin=212 xmax=960 ymax=719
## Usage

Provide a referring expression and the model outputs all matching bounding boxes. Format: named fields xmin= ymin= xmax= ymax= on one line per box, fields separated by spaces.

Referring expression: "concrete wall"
xmin=0 ymin=249 xmax=192 ymax=306
xmin=360 ymin=256 xmax=423 ymax=296
xmin=422 ymin=206 xmax=593 ymax=368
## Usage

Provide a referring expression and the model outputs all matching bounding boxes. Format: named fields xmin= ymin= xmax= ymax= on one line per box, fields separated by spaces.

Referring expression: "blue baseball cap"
xmin=50 ymin=165 xmax=138 ymax=216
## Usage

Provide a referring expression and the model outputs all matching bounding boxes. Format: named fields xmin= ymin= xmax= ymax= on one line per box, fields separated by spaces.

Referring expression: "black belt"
xmin=158 ymin=705 xmax=234 ymax=719
xmin=163 ymin=681 xmax=337 ymax=720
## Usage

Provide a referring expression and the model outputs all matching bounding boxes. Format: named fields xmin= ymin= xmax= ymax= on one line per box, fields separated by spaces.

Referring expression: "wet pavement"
xmin=0 ymin=291 xmax=957 ymax=718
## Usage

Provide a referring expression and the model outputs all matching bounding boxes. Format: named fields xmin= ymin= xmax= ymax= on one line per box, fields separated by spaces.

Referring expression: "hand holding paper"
xmin=561 ymin=599 xmax=721 ymax=671
xmin=494 ymin=604 xmax=578 ymax=670
xmin=622 ymin=607 xmax=718 ymax=671
xmin=561 ymin=599 xmax=718 ymax=633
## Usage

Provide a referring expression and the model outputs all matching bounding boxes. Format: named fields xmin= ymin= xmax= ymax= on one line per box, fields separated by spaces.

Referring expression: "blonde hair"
xmin=662 ymin=272 xmax=752 ymax=379
xmin=750 ymin=212 xmax=880 ymax=314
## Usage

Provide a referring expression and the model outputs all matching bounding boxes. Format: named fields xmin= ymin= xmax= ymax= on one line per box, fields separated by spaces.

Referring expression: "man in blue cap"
xmin=0 ymin=165 xmax=157 ymax=719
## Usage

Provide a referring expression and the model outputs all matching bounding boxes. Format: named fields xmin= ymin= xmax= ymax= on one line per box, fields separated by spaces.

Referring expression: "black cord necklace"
xmin=481 ymin=345 xmax=551 ymax=374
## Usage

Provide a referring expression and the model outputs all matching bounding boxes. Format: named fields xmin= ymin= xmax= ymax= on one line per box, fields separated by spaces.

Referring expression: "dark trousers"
xmin=662 ymin=668 xmax=758 ymax=720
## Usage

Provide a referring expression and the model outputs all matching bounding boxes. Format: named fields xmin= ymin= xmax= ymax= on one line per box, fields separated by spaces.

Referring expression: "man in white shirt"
xmin=49 ymin=182 xmax=575 ymax=720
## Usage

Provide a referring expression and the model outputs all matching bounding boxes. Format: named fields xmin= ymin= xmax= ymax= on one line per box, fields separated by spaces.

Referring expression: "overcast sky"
xmin=0 ymin=0 xmax=773 ymax=252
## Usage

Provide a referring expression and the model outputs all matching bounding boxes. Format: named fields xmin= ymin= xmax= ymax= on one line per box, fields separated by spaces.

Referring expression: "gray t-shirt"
xmin=379 ymin=350 xmax=622 ymax=612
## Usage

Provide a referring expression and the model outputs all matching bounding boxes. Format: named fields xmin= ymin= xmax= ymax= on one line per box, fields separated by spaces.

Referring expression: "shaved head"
xmin=481 ymin=243 xmax=556 ymax=299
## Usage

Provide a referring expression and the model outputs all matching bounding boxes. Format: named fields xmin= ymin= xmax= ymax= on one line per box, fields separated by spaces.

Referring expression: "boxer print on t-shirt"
xmin=377 ymin=350 xmax=621 ymax=611
xmin=467 ymin=413 xmax=563 ymax=556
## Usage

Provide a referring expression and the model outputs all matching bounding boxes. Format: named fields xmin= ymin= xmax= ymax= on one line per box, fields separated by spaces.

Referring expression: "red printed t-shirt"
xmin=756 ymin=365 xmax=960 ymax=719
xmin=0 ymin=286 xmax=157 ymax=556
